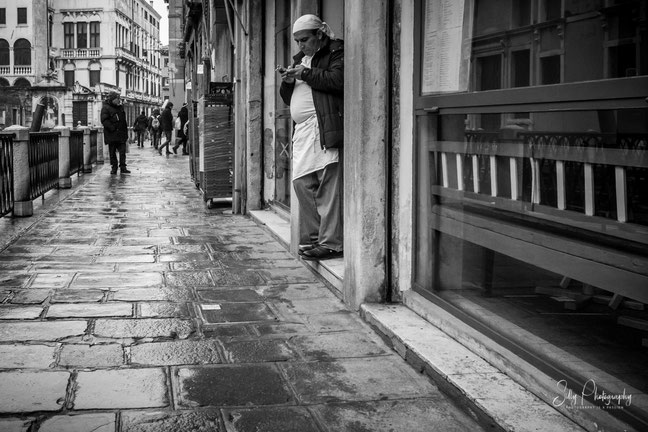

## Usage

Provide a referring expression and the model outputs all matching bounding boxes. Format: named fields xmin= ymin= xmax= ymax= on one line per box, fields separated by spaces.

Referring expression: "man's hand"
xmin=283 ymin=65 xmax=307 ymax=82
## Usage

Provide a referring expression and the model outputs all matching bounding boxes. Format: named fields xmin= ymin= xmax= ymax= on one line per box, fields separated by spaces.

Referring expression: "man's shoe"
xmin=182 ymin=152 xmax=189 ymax=155
xmin=302 ymin=246 xmax=342 ymax=261
xmin=172 ymin=146 xmax=178 ymax=154
xmin=110 ymin=169 xmax=117 ymax=175
xmin=158 ymin=149 xmax=162 ymax=155
xmin=298 ymin=243 xmax=317 ymax=256
xmin=120 ymin=169 xmax=131 ymax=174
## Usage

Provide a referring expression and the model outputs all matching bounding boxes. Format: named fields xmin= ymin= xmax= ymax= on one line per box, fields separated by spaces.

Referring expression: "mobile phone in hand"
xmin=276 ymin=65 xmax=287 ymax=73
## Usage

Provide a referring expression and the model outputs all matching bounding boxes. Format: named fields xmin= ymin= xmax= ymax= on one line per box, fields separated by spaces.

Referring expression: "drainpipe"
xmin=384 ymin=1 xmax=394 ymax=303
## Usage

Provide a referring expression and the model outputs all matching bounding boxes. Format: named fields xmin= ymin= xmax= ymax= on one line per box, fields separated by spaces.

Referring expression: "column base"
xmin=13 ymin=201 xmax=33 ymax=217
xmin=59 ymin=177 xmax=72 ymax=189
xmin=83 ymin=165 xmax=92 ymax=173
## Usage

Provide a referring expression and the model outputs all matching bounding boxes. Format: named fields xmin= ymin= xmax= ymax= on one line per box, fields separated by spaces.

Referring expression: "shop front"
xmin=410 ymin=0 xmax=648 ymax=429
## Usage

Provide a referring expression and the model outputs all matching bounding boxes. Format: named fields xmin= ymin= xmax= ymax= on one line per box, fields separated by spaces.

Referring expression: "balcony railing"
xmin=13 ymin=66 xmax=32 ymax=75
xmin=0 ymin=66 xmax=9 ymax=75
xmin=61 ymin=48 xmax=102 ymax=59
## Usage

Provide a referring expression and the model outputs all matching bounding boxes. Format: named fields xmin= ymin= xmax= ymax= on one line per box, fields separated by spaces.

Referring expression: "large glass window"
xmin=89 ymin=22 xmax=100 ymax=48
xmin=77 ymin=22 xmax=87 ymax=49
xmin=13 ymin=39 xmax=30 ymax=65
xmin=64 ymin=23 xmax=74 ymax=49
xmin=17 ymin=8 xmax=27 ymax=25
xmin=414 ymin=1 xmax=648 ymax=429
xmin=0 ymin=8 xmax=6 ymax=25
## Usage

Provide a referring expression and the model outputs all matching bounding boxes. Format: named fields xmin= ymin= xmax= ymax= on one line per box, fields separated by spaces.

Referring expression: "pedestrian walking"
xmin=158 ymin=101 xmax=174 ymax=155
xmin=133 ymin=111 xmax=149 ymax=147
xmin=100 ymin=91 xmax=131 ymax=174
xmin=173 ymin=103 xmax=189 ymax=155
xmin=148 ymin=108 xmax=162 ymax=149
xmin=279 ymin=14 xmax=344 ymax=260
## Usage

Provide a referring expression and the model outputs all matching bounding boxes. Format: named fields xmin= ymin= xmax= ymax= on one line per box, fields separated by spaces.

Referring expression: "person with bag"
xmin=100 ymin=91 xmax=131 ymax=174
xmin=148 ymin=109 xmax=161 ymax=149
xmin=158 ymin=101 xmax=174 ymax=155
xmin=279 ymin=14 xmax=344 ymax=261
xmin=173 ymin=103 xmax=189 ymax=155
xmin=133 ymin=111 xmax=149 ymax=147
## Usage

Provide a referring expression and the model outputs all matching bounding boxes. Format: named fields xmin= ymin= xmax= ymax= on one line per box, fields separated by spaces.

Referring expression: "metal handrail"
xmin=0 ymin=134 xmax=14 ymax=217
xmin=70 ymin=130 xmax=84 ymax=176
xmin=28 ymin=132 xmax=59 ymax=201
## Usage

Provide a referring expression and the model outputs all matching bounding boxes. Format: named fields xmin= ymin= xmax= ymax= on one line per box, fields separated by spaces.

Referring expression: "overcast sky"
xmin=152 ymin=0 xmax=169 ymax=45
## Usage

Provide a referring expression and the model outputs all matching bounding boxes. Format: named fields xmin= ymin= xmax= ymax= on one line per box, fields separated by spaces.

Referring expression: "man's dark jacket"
xmin=160 ymin=106 xmax=174 ymax=133
xmin=280 ymin=38 xmax=344 ymax=149
xmin=100 ymin=99 xmax=128 ymax=144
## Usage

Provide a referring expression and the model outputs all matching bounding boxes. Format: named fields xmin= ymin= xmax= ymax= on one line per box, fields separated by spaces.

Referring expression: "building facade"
xmin=184 ymin=0 xmax=647 ymax=430
xmin=0 ymin=0 xmax=164 ymax=130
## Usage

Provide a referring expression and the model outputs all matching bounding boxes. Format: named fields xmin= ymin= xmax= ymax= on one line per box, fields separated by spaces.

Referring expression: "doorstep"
xmin=248 ymin=209 xmax=343 ymax=295
xmin=249 ymin=209 xmax=604 ymax=432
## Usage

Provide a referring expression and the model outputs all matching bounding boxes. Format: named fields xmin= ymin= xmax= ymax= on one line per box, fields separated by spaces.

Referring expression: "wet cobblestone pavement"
xmin=0 ymin=145 xmax=485 ymax=431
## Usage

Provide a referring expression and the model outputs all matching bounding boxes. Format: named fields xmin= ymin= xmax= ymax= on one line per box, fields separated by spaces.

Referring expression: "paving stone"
xmin=47 ymin=303 xmax=133 ymax=318
xmin=222 ymin=407 xmax=320 ymax=432
xmin=170 ymin=261 xmax=224 ymax=270
xmin=209 ymin=269 xmax=266 ymax=287
xmin=51 ymin=290 xmax=105 ymax=303
xmin=130 ymin=340 xmax=223 ymax=366
xmin=116 ymin=263 xmax=170 ymax=272
xmin=200 ymin=302 xmax=277 ymax=324
xmin=0 ymin=345 xmax=57 ymax=368
xmin=58 ymin=344 xmax=124 ymax=368
xmin=112 ymin=287 xmax=194 ymax=302
xmin=302 ymin=312 xmax=365 ymax=332
xmin=289 ymin=332 xmax=389 ymax=360
xmin=0 ymin=306 xmax=44 ymax=320
xmin=95 ymin=255 xmax=156 ymax=263
xmin=74 ymin=368 xmax=168 ymax=409
xmin=0 ymin=273 xmax=31 ymax=288
xmin=0 ymin=371 xmax=69 ymax=412
xmin=93 ymin=318 xmax=194 ymax=339
xmin=38 ymin=413 xmax=116 ymax=432
xmin=0 ymin=417 xmax=31 ymax=432
xmin=275 ymin=297 xmax=348 ymax=317
xmin=282 ymin=357 xmax=439 ymax=404
xmin=8 ymin=290 xmax=51 ymax=304
xmin=256 ymin=268 xmax=319 ymax=284
xmin=176 ymin=365 xmax=293 ymax=407
xmin=29 ymin=273 xmax=73 ymax=288
xmin=120 ymin=410 xmax=223 ymax=432
xmin=220 ymin=339 xmax=298 ymax=363
xmin=260 ymin=283 xmax=333 ymax=300
xmin=253 ymin=323 xmax=311 ymax=336
xmin=314 ymin=398 xmax=482 ymax=432
xmin=139 ymin=302 xmax=190 ymax=318
xmin=72 ymin=272 xmax=163 ymax=288
xmin=197 ymin=288 xmax=264 ymax=303
xmin=165 ymin=271 xmax=214 ymax=286
xmin=0 ymin=321 xmax=87 ymax=342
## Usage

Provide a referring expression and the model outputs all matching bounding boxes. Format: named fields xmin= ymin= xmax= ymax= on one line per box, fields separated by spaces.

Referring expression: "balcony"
xmin=0 ymin=66 xmax=9 ymax=75
xmin=60 ymin=48 xmax=102 ymax=59
xmin=13 ymin=66 xmax=32 ymax=75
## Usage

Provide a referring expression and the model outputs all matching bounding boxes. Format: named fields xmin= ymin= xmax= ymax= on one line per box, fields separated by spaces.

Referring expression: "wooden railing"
xmin=428 ymin=130 xmax=648 ymax=304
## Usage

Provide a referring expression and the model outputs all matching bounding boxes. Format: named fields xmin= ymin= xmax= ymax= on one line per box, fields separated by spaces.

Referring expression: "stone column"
xmin=343 ymin=1 xmax=389 ymax=309
xmin=82 ymin=127 xmax=92 ymax=173
xmin=55 ymin=126 xmax=71 ymax=188
xmin=6 ymin=125 xmax=33 ymax=217
xmin=95 ymin=128 xmax=104 ymax=164
xmin=97 ymin=127 xmax=105 ymax=164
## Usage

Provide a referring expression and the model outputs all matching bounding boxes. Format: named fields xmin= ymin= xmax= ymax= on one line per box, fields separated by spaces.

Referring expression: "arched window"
xmin=14 ymin=39 xmax=31 ymax=66
xmin=0 ymin=78 xmax=9 ymax=86
xmin=13 ymin=78 xmax=31 ymax=87
xmin=0 ymin=39 xmax=9 ymax=66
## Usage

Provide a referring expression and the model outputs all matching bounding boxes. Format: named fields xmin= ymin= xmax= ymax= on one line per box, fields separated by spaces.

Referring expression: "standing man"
xmin=173 ymin=103 xmax=189 ymax=155
xmin=100 ymin=91 xmax=130 ymax=174
xmin=148 ymin=108 xmax=161 ymax=149
xmin=158 ymin=101 xmax=174 ymax=155
xmin=279 ymin=14 xmax=343 ymax=261
xmin=133 ymin=110 xmax=149 ymax=147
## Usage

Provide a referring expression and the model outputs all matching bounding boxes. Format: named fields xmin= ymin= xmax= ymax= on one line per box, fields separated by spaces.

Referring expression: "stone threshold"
xmin=248 ymin=209 xmax=634 ymax=432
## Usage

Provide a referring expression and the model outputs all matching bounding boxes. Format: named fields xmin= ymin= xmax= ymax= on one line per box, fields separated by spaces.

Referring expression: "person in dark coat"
xmin=158 ymin=101 xmax=174 ymax=155
xmin=173 ymin=103 xmax=189 ymax=155
xmin=133 ymin=111 xmax=149 ymax=147
xmin=148 ymin=108 xmax=161 ymax=149
xmin=279 ymin=14 xmax=343 ymax=261
xmin=100 ymin=91 xmax=130 ymax=174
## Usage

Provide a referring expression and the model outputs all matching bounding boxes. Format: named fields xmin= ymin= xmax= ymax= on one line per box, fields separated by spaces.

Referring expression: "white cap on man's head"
xmin=292 ymin=14 xmax=335 ymax=39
